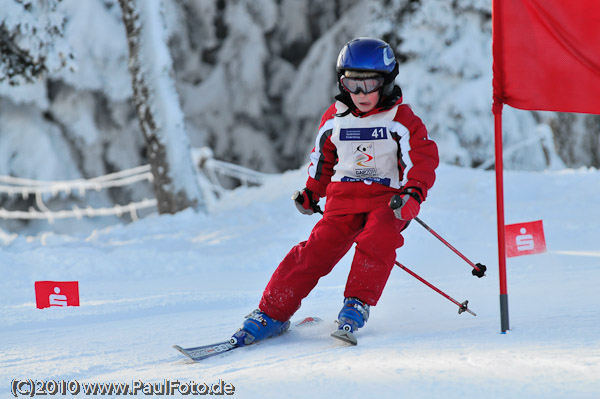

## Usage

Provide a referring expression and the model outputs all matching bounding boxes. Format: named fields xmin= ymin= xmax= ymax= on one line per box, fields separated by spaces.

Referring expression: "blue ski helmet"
xmin=336 ymin=37 xmax=399 ymax=96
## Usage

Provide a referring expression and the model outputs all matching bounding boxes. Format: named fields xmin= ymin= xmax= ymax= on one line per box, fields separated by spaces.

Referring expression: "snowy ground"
xmin=1 ymin=163 xmax=599 ymax=398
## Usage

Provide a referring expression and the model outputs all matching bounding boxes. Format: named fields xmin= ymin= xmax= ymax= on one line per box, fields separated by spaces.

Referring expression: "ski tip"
xmin=295 ymin=316 xmax=323 ymax=327
xmin=173 ymin=344 xmax=186 ymax=353
xmin=172 ymin=345 xmax=196 ymax=361
xmin=331 ymin=329 xmax=357 ymax=345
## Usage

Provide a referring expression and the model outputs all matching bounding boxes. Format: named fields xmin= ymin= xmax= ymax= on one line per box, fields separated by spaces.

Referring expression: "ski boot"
xmin=230 ymin=309 xmax=290 ymax=347
xmin=331 ymin=297 xmax=370 ymax=345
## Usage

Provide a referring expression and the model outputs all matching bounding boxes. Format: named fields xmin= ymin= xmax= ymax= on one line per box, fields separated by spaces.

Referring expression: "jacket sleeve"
xmin=395 ymin=105 xmax=439 ymax=201
xmin=305 ymin=104 xmax=338 ymax=198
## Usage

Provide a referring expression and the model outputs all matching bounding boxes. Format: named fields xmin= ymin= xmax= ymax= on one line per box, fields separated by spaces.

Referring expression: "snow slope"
xmin=1 ymin=164 xmax=599 ymax=398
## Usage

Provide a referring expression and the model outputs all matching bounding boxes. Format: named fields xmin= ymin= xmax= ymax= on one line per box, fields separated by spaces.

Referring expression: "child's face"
xmin=350 ymin=91 xmax=380 ymax=113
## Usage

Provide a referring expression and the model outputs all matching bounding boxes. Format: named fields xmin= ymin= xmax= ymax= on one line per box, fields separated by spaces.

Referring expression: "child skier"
xmin=231 ymin=37 xmax=439 ymax=345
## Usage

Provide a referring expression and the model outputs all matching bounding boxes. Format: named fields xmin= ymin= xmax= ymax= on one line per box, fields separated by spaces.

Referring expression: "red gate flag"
xmin=505 ymin=220 xmax=547 ymax=257
xmin=492 ymin=0 xmax=600 ymax=333
xmin=35 ymin=281 xmax=80 ymax=309
xmin=493 ymin=0 xmax=600 ymax=114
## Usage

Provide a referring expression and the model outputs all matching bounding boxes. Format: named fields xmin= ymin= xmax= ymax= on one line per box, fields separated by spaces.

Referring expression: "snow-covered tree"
xmin=119 ymin=0 xmax=206 ymax=214
xmin=551 ymin=113 xmax=600 ymax=168
xmin=0 ymin=0 xmax=74 ymax=86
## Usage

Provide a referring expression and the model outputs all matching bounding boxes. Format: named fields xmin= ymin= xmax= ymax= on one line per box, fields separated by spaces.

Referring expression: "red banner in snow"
xmin=493 ymin=0 xmax=600 ymax=114
xmin=505 ymin=220 xmax=547 ymax=258
xmin=35 ymin=281 xmax=80 ymax=309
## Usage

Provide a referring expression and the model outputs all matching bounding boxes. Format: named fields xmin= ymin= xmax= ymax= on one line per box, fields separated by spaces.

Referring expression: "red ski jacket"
xmin=305 ymin=94 xmax=439 ymax=214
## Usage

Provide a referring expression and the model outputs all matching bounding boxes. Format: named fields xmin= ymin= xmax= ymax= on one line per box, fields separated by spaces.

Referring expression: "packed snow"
xmin=1 ymin=163 xmax=599 ymax=398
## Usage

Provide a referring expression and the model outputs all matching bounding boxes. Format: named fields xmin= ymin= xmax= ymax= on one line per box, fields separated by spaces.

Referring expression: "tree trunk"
xmin=119 ymin=0 xmax=205 ymax=214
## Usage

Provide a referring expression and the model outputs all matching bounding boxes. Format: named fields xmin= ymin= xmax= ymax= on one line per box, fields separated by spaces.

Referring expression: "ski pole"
xmin=395 ymin=260 xmax=476 ymax=316
xmin=389 ymin=195 xmax=487 ymax=278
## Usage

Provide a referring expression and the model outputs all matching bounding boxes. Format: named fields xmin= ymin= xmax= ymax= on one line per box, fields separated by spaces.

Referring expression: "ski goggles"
xmin=339 ymin=75 xmax=385 ymax=94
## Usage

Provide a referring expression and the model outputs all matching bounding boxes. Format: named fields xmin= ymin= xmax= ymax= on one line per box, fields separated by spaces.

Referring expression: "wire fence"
xmin=0 ymin=148 xmax=270 ymax=223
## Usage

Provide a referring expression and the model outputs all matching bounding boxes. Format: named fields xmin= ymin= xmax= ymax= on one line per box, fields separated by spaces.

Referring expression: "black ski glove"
xmin=292 ymin=188 xmax=322 ymax=215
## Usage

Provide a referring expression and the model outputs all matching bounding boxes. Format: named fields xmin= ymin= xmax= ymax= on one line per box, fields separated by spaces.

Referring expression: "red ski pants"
xmin=259 ymin=204 xmax=407 ymax=322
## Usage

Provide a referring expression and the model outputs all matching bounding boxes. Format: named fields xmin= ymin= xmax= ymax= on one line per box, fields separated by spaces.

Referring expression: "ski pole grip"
xmin=389 ymin=194 xmax=403 ymax=210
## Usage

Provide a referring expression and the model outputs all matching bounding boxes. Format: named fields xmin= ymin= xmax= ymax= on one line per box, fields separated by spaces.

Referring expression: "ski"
xmin=173 ymin=341 xmax=237 ymax=361
xmin=331 ymin=329 xmax=357 ymax=345
xmin=174 ymin=316 xmax=322 ymax=362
